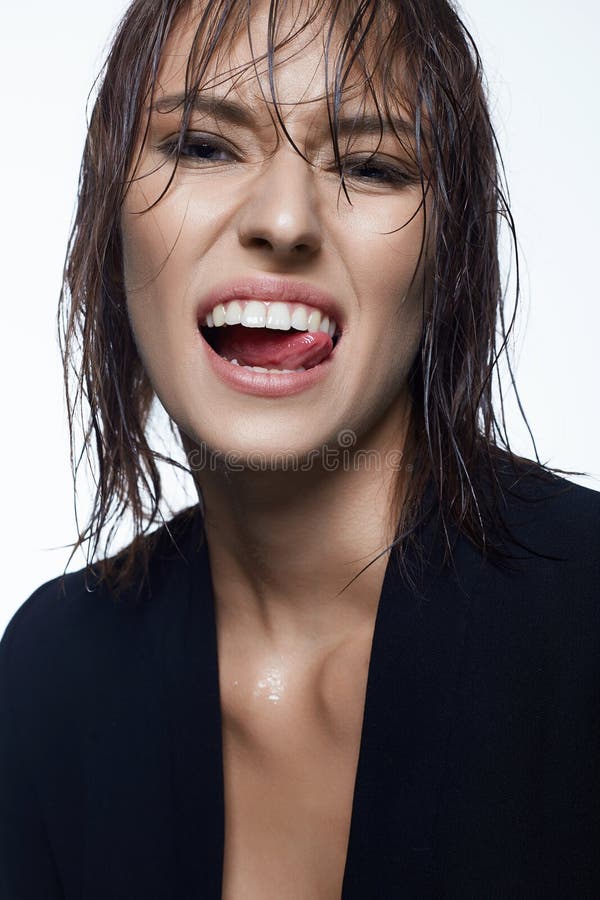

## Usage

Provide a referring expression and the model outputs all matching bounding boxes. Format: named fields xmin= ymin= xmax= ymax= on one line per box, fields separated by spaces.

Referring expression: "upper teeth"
xmin=202 ymin=300 xmax=337 ymax=338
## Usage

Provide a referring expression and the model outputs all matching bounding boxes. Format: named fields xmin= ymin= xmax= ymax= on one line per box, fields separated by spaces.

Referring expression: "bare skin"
xmin=216 ymin=590 xmax=380 ymax=898
xmin=121 ymin=1 xmax=429 ymax=896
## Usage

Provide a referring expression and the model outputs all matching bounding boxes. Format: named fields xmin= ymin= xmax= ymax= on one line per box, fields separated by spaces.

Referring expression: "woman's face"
xmin=121 ymin=1 xmax=429 ymax=466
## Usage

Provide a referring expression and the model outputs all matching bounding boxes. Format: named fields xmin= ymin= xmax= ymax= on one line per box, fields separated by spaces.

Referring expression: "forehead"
xmin=155 ymin=0 xmax=405 ymax=124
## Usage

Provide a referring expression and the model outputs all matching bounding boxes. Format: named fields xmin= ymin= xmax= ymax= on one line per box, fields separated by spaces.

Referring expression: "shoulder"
xmin=0 ymin=504 xmax=204 ymax=699
xmin=493 ymin=462 xmax=600 ymax=571
xmin=450 ymin=462 xmax=600 ymax=665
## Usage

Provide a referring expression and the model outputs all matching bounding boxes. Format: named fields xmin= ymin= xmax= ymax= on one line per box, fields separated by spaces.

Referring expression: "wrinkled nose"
xmin=236 ymin=148 xmax=323 ymax=260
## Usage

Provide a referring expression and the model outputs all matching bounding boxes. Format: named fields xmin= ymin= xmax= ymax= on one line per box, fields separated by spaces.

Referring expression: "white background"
xmin=1 ymin=1 xmax=599 ymax=635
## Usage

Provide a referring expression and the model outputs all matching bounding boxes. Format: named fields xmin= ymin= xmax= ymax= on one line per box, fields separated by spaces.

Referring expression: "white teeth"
xmin=240 ymin=300 xmax=267 ymax=328
xmin=224 ymin=357 xmax=306 ymax=374
xmin=266 ymin=302 xmax=291 ymax=331
xmin=244 ymin=366 xmax=299 ymax=374
xmin=212 ymin=303 xmax=226 ymax=326
xmin=202 ymin=299 xmax=338 ymax=338
xmin=306 ymin=309 xmax=322 ymax=333
xmin=290 ymin=306 xmax=309 ymax=330
xmin=224 ymin=301 xmax=243 ymax=325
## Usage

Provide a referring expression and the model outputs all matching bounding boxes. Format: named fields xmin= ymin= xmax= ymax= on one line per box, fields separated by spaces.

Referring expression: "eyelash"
xmin=161 ymin=133 xmax=412 ymax=186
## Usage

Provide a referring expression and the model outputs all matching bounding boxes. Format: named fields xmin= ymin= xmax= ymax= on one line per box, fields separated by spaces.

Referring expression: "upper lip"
xmin=196 ymin=275 xmax=346 ymax=334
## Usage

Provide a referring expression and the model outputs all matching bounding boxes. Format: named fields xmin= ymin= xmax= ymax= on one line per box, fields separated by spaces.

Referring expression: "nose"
xmin=236 ymin=145 xmax=323 ymax=260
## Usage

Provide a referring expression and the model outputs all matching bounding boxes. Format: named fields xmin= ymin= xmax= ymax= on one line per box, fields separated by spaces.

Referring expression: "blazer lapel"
xmin=163 ymin=529 xmax=225 ymax=900
xmin=80 ymin=547 xmax=191 ymax=899
xmin=81 ymin=513 xmax=224 ymax=900
xmin=341 ymin=515 xmax=471 ymax=899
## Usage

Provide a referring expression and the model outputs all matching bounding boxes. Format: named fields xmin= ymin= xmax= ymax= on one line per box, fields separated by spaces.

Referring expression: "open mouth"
xmin=198 ymin=302 xmax=342 ymax=374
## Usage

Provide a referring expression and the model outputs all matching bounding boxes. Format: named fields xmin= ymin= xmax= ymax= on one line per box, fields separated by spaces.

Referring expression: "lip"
xmin=195 ymin=274 xmax=347 ymax=334
xmin=198 ymin=327 xmax=340 ymax=397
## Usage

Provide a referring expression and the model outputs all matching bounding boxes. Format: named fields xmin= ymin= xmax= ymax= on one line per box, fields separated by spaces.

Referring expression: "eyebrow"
xmin=152 ymin=92 xmax=415 ymax=138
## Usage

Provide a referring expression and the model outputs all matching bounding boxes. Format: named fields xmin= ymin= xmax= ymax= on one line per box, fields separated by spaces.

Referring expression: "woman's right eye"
xmin=161 ymin=133 xmax=236 ymax=163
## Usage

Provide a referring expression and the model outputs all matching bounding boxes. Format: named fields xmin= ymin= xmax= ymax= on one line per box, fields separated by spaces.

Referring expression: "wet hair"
xmin=58 ymin=0 xmax=582 ymax=600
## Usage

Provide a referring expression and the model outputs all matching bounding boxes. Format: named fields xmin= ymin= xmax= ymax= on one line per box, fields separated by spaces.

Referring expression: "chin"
xmin=181 ymin=424 xmax=339 ymax=477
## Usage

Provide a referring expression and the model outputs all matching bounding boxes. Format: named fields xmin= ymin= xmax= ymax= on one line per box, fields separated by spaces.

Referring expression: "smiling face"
xmin=120 ymin=0 xmax=430 ymax=467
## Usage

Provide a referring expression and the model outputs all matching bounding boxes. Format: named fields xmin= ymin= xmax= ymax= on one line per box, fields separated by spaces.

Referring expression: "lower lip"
xmin=197 ymin=327 xmax=340 ymax=397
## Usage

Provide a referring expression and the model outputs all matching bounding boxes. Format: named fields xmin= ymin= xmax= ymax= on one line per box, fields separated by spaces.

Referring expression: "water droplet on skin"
xmin=252 ymin=665 xmax=285 ymax=703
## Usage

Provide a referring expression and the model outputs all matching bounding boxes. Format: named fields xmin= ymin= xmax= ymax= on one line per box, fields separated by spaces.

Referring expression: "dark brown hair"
xmin=58 ymin=0 xmax=582 ymax=600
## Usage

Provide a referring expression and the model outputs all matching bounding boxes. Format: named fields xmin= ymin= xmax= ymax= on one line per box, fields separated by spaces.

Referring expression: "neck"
xmin=187 ymin=403 xmax=412 ymax=650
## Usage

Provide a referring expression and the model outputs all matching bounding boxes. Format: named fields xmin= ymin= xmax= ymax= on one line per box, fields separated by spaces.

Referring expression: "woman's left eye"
xmin=343 ymin=157 xmax=411 ymax=186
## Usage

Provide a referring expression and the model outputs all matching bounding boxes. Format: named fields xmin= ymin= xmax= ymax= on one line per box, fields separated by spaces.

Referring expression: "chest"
xmin=216 ymin=632 xmax=374 ymax=900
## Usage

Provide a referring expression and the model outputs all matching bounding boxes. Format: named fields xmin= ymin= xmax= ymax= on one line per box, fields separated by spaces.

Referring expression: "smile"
xmin=198 ymin=299 xmax=342 ymax=376
xmin=197 ymin=301 xmax=343 ymax=397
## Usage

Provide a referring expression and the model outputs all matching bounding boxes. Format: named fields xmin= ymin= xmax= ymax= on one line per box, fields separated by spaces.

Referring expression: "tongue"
xmin=213 ymin=324 xmax=333 ymax=370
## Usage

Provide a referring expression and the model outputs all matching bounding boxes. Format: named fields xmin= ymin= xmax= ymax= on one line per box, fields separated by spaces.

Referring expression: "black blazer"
xmin=1 ymin=472 xmax=599 ymax=899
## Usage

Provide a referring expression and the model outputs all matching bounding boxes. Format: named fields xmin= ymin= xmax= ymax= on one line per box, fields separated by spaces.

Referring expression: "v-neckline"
xmin=208 ymin=535 xmax=401 ymax=897
xmin=163 ymin=504 xmax=470 ymax=899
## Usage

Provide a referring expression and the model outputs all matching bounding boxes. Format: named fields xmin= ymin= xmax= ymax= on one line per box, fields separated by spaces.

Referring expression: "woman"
xmin=1 ymin=0 xmax=598 ymax=897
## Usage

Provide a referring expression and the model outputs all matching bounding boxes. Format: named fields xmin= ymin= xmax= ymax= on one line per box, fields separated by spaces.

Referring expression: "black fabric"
xmin=1 ymin=471 xmax=599 ymax=899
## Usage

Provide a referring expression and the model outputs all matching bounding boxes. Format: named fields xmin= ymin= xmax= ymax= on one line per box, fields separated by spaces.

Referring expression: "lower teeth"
xmin=227 ymin=358 xmax=306 ymax=373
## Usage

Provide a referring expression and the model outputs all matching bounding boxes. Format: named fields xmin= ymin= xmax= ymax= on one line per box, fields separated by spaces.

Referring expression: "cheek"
xmin=342 ymin=214 xmax=427 ymax=396
xmin=367 ymin=295 xmax=424 ymax=391
xmin=346 ymin=191 xmax=427 ymax=287
xmin=120 ymin=205 xmax=178 ymax=382
xmin=121 ymin=190 xmax=190 ymax=324
xmin=121 ymin=207 xmax=153 ymax=317
xmin=121 ymin=199 xmax=169 ymax=295
xmin=121 ymin=175 xmax=221 ymax=312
